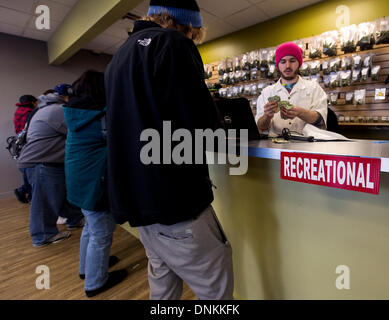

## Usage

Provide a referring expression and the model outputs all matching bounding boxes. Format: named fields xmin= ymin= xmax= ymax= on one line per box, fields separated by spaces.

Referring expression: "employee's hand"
xmin=281 ymin=106 xmax=303 ymax=120
xmin=263 ymin=102 xmax=278 ymax=119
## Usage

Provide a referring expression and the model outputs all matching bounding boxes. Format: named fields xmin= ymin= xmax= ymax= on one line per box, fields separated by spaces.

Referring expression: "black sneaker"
xmin=79 ymin=256 xmax=120 ymax=279
xmin=14 ymin=189 xmax=28 ymax=204
xmin=33 ymin=231 xmax=71 ymax=247
xmin=67 ymin=218 xmax=85 ymax=230
xmin=85 ymin=269 xmax=128 ymax=298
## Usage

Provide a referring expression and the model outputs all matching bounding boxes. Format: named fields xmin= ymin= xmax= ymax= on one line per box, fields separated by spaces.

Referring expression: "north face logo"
xmin=138 ymin=38 xmax=152 ymax=46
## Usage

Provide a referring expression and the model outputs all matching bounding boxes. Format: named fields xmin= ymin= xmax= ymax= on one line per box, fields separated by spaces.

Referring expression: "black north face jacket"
xmin=105 ymin=20 xmax=218 ymax=227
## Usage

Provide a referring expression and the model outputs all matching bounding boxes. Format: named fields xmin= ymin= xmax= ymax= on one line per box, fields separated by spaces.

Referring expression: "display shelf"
xmin=205 ymin=40 xmax=389 ymax=131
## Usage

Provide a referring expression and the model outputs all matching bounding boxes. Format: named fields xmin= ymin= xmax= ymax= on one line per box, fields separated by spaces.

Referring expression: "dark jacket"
xmin=63 ymin=96 xmax=108 ymax=211
xmin=105 ymin=20 xmax=218 ymax=227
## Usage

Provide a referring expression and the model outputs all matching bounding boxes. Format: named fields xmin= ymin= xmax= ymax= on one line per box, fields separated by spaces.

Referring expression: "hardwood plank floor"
xmin=0 ymin=198 xmax=195 ymax=300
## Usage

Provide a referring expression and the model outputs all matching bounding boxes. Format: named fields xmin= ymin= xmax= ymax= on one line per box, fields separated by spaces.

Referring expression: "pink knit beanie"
xmin=275 ymin=42 xmax=303 ymax=67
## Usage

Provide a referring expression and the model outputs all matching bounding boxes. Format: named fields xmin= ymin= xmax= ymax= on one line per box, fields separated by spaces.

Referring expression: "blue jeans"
xmin=79 ymin=209 xmax=116 ymax=291
xmin=17 ymin=168 xmax=32 ymax=201
xmin=25 ymin=164 xmax=84 ymax=246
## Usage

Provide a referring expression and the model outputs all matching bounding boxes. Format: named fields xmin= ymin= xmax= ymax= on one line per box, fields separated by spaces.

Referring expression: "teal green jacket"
xmin=63 ymin=96 xmax=108 ymax=211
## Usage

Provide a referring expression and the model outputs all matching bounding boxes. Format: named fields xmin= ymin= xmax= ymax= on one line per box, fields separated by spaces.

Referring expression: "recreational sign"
xmin=280 ymin=152 xmax=381 ymax=195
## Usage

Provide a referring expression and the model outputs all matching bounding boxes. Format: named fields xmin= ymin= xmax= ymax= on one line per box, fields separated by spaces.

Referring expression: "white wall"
xmin=0 ymin=32 xmax=113 ymax=198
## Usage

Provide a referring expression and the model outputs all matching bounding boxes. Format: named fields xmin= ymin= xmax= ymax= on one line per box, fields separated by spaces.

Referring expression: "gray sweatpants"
xmin=138 ymin=205 xmax=234 ymax=300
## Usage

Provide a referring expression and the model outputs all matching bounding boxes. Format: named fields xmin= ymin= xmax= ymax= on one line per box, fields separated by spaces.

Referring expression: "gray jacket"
xmin=17 ymin=93 xmax=68 ymax=169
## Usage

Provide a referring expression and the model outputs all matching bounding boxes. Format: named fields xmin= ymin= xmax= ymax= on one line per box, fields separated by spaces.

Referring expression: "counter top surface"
xmin=245 ymin=139 xmax=389 ymax=172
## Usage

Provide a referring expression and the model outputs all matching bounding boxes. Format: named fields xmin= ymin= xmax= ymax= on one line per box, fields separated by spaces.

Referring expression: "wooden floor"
xmin=0 ymin=198 xmax=195 ymax=300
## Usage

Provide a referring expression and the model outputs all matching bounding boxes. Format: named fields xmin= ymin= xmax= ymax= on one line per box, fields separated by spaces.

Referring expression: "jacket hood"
xmin=63 ymin=95 xmax=106 ymax=131
xmin=37 ymin=93 xmax=66 ymax=108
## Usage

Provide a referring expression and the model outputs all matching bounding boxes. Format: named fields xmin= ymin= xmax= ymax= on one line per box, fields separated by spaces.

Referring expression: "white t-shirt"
xmin=255 ymin=76 xmax=328 ymax=136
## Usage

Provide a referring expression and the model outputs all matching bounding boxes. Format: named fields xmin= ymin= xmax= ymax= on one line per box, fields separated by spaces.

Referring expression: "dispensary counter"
xmin=122 ymin=139 xmax=389 ymax=299
xmin=208 ymin=139 xmax=389 ymax=299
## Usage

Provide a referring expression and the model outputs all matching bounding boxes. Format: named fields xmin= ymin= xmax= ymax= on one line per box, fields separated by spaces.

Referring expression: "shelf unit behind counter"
xmin=205 ymin=43 xmax=389 ymax=127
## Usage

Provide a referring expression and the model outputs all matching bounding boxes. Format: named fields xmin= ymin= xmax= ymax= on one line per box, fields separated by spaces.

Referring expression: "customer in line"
xmin=63 ymin=70 xmax=127 ymax=298
xmin=256 ymin=41 xmax=328 ymax=136
xmin=13 ymin=95 xmax=37 ymax=203
xmin=18 ymin=84 xmax=84 ymax=247
xmin=105 ymin=0 xmax=234 ymax=300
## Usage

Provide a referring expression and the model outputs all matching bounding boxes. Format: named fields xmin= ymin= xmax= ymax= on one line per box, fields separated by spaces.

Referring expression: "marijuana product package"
xmin=218 ymin=60 xmax=226 ymax=76
xmin=352 ymin=54 xmax=362 ymax=69
xmin=250 ymin=50 xmax=260 ymax=70
xmin=260 ymin=65 xmax=268 ymax=79
xmin=250 ymin=84 xmax=258 ymax=96
xmin=354 ymin=89 xmax=366 ymax=105
xmin=345 ymin=91 xmax=354 ymax=104
xmin=330 ymin=92 xmax=339 ymax=105
xmin=322 ymin=60 xmax=331 ymax=75
xmin=341 ymin=56 xmax=352 ymax=70
xmin=324 ymin=74 xmax=331 ymax=88
xmin=352 ymin=69 xmax=361 ymax=83
xmin=329 ymin=72 xmax=340 ymax=88
xmin=226 ymin=87 xmax=233 ymax=99
xmin=242 ymin=70 xmax=251 ymax=82
xmin=267 ymin=63 xmax=277 ymax=78
xmin=301 ymin=62 xmax=311 ymax=76
xmin=357 ymin=22 xmax=376 ymax=50
xmin=294 ymin=40 xmax=306 ymax=58
xmin=226 ymin=58 xmax=233 ymax=73
xmin=309 ymin=36 xmax=322 ymax=59
xmin=371 ymin=65 xmax=381 ymax=81
xmin=238 ymin=85 xmax=244 ymax=96
xmin=242 ymin=53 xmax=251 ymax=71
xmin=260 ymin=48 xmax=269 ymax=67
xmin=233 ymin=71 xmax=240 ymax=84
xmin=204 ymin=65 xmax=212 ymax=79
xmin=376 ymin=17 xmax=389 ymax=44
xmin=268 ymin=48 xmax=276 ymax=64
xmin=234 ymin=56 xmax=241 ymax=71
xmin=229 ymin=71 xmax=236 ymax=84
xmin=251 ymin=69 xmax=258 ymax=81
xmin=244 ymin=84 xmax=251 ymax=96
xmin=222 ymin=73 xmax=229 ymax=85
xmin=310 ymin=60 xmax=321 ymax=75
xmin=363 ymin=54 xmax=374 ymax=68
xmin=361 ymin=67 xmax=370 ymax=82
xmin=251 ymin=99 xmax=257 ymax=111
xmin=232 ymin=86 xmax=240 ymax=98
xmin=310 ymin=75 xmax=321 ymax=83
xmin=340 ymin=24 xmax=358 ymax=53
xmin=322 ymin=30 xmax=338 ymax=56
xmin=219 ymin=88 xmax=227 ymax=98
xmin=257 ymin=83 xmax=268 ymax=95
xmin=340 ymin=70 xmax=352 ymax=87
xmin=330 ymin=57 xmax=341 ymax=72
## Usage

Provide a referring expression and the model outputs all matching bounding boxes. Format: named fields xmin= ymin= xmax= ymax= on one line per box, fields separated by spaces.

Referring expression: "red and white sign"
xmin=280 ymin=152 xmax=381 ymax=195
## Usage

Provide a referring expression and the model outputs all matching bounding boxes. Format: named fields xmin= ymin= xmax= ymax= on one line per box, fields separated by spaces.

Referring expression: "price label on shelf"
xmin=375 ymin=88 xmax=386 ymax=100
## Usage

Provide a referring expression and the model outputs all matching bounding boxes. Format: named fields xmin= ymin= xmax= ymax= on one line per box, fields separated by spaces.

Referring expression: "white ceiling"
xmin=0 ymin=0 xmax=323 ymax=56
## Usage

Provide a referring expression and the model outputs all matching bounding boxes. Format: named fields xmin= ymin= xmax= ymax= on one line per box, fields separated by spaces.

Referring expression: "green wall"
xmin=199 ymin=0 xmax=389 ymax=64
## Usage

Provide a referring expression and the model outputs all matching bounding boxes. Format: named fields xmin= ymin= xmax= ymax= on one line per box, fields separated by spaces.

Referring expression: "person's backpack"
xmin=6 ymin=108 xmax=38 ymax=160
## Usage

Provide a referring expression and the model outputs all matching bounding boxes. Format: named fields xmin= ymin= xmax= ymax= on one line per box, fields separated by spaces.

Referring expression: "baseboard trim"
xmin=0 ymin=191 xmax=13 ymax=199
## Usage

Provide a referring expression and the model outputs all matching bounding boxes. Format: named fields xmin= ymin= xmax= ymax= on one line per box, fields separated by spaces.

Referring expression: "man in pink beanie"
xmin=256 ymin=41 xmax=328 ymax=136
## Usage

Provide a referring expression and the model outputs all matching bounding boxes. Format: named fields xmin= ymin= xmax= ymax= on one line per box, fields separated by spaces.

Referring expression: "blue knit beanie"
xmin=148 ymin=0 xmax=202 ymax=28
